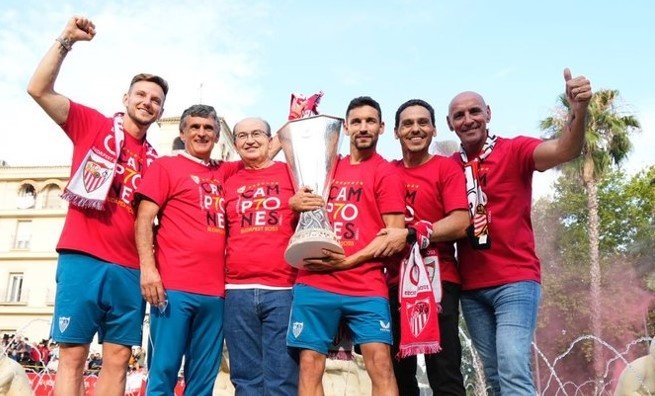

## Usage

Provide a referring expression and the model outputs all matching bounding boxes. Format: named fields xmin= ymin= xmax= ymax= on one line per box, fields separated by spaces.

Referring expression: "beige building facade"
xmin=0 ymin=165 xmax=69 ymax=342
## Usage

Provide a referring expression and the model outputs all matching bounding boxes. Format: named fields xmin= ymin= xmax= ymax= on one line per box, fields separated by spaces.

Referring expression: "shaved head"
xmin=448 ymin=91 xmax=487 ymax=115
xmin=446 ymin=91 xmax=492 ymax=154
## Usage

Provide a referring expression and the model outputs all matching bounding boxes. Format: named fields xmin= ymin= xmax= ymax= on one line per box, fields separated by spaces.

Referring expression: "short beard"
xmin=127 ymin=108 xmax=155 ymax=128
xmin=353 ymin=136 xmax=378 ymax=150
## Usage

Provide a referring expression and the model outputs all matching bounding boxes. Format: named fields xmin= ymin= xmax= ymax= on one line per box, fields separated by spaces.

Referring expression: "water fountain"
xmin=534 ymin=336 xmax=653 ymax=396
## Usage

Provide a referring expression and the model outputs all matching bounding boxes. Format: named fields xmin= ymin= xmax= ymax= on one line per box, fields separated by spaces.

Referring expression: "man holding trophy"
xmin=223 ymin=117 xmax=301 ymax=395
xmin=284 ymin=96 xmax=407 ymax=396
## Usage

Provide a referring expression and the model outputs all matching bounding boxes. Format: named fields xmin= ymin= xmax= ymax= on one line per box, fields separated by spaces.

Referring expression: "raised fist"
xmin=60 ymin=16 xmax=96 ymax=44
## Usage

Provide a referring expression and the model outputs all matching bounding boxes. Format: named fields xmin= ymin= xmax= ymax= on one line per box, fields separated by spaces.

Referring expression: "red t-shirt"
xmin=136 ymin=155 xmax=240 ymax=296
xmin=57 ymin=101 xmax=157 ymax=269
xmin=296 ymin=153 xmax=405 ymax=298
xmin=224 ymin=162 xmax=298 ymax=287
xmin=386 ymin=155 xmax=468 ymax=287
xmin=452 ymin=136 xmax=542 ymax=290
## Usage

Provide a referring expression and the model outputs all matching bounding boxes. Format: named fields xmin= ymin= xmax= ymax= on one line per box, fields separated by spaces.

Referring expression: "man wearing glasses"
xmin=223 ymin=117 xmax=312 ymax=395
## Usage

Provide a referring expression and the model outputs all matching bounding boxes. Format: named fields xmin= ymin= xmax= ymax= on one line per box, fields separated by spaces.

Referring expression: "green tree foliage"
xmin=533 ymin=166 xmax=655 ymax=391
xmin=547 ymin=168 xmax=653 ymax=259
xmin=540 ymin=90 xmax=640 ymax=183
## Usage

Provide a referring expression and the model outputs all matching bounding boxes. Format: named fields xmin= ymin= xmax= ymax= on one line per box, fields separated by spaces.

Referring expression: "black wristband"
xmin=406 ymin=227 xmax=417 ymax=245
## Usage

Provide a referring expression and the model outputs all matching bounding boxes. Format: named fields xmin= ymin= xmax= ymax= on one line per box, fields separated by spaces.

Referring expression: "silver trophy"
xmin=277 ymin=115 xmax=344 ymax=269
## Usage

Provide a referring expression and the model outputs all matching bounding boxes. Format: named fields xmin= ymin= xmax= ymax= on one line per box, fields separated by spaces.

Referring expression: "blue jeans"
xmin=224 ymin=289 xmax=298 ymax=396
xmin=460 ymin=281 xmax=541 ymax=395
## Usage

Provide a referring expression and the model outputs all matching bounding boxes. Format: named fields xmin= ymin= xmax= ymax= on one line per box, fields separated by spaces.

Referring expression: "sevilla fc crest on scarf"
xmin=407 ymin=298 xmax=431 ymax=337
xmin=83 ymin=159 xmax=111 ymax=193
xmin=398 ymin=243 xmax=441 ymax=357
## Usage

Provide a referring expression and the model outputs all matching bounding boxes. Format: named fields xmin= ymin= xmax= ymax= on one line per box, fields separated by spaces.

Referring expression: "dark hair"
xmin=345 ymin=96 xmax=382 ymax=120
xmin=129 ymin=73 xmax=169 ymax=96
xmin=179 ymin=104 xmax=219 ymax=132
xmin=394 ymin=99 xmax=435 ymax=129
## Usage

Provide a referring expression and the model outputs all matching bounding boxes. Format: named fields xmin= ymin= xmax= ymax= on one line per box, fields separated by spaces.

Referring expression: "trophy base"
xmin=285 ymin=229 xmax=344 ymax=269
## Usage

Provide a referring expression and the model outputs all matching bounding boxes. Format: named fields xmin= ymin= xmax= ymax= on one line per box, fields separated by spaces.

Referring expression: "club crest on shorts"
xmin=292 ymin=321 xmax=304 ymax=338
xmin=83 ymin=159 xmax=110 ymax=193
xmin=407 ymin=299 xmax=431 ymax=337
xmin=58 ymin=316 xmax=71 ymax=333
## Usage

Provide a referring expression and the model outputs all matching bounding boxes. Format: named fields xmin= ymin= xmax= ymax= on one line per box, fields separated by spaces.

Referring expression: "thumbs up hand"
xmin=563 ymin=67 xmax=592 ymax=113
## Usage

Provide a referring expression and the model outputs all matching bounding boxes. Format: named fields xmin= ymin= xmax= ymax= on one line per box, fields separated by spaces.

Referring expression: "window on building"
xmin=13 ymin=220 xmax=31 ymax=250
xmin=45 ymin=288 xmax=56 ymax=306
xmin=5 ymin=273 xmax=24 ymax=303
xmin=16 ymin=184 xmax=36 ymax=209
xmin=42 ymin=184 xmax=62 ymax=209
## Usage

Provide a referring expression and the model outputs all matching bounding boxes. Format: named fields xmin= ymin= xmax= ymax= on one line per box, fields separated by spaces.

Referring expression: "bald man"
xmin=446 ymin=69 xmax=592 ymax=395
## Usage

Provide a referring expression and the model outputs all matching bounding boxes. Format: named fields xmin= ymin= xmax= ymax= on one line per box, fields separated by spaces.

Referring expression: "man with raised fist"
xmin=27 ymin=16 xmax=168 ymax=395
xmin=447 ymin=68 xmax=592 ymax=395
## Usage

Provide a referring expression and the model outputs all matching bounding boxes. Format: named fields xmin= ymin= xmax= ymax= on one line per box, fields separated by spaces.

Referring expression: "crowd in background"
xmin=2 ymin=333 xmax=145 ymax=375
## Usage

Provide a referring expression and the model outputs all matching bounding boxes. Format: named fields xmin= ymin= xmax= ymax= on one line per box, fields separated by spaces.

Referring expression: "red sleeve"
xmin=512 ymin=136 xmax=542 ymax=174
xmin=61 ymin=101 xmax=110 ymax=145
xmin=220 ymin=160 xmax=245 ymax=182
xmin=135 ymin=158 xmax=172 ymax=207
xmin=438 ymin=157 xmax=469 ymax=214
xmin=374 ymin=160 xmax=405 ymax=215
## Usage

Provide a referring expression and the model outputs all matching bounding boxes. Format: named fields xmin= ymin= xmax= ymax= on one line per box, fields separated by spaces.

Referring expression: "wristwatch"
xmin=406 ymin=227 xmax=417 ymax=245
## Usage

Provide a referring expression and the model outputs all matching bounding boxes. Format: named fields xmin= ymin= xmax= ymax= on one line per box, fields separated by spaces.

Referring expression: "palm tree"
xmin=540 ymin=89 xmax=640 ymax=390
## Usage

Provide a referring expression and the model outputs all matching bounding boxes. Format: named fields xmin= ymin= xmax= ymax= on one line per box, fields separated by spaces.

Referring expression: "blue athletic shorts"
xmin=286 ymin=284 xmax=392 ymax=354
xmin=50 ymin=251 xmax=146 ymax=346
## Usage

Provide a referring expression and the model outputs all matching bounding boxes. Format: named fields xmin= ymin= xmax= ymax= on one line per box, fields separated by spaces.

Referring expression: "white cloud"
xmin=0 ymin=0 xmax=270 ymax=166
xmin=625 ymin=102 xmax=655 ymax=175
xmin=532 ymin=169 xmax=558 ymax=199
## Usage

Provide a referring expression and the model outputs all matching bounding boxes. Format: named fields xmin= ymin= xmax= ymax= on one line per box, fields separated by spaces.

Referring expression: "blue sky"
xmin=1 ymin=0 xmax=653 ymax=196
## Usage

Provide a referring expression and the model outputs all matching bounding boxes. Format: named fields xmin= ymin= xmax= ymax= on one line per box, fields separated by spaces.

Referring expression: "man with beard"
xmin=27 ymin=16 xmax=168 ymax=395
xmin=287 ymin=96 xmax=407 ymax=396
xmin=387 ymin=99 xmax=469 ymax=395
xmin=446 ymin=69 xmax=591 ymax=395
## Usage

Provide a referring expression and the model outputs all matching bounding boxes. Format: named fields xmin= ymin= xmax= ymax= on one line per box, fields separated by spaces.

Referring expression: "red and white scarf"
xmin=62 ymin=113 xmax=155 ymax=210
xmin=398 ymin=242 xmax=442 ymax=357
xmin=460 ymin=134 xmax=497 ymax=249
xmin=397 ymin=220 xmax=441 ymax=358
